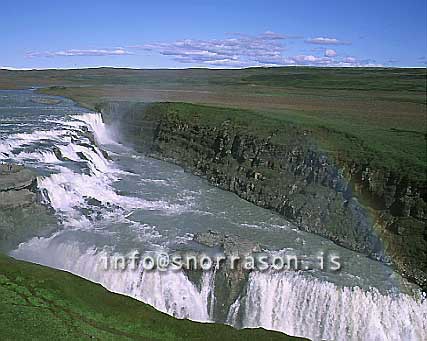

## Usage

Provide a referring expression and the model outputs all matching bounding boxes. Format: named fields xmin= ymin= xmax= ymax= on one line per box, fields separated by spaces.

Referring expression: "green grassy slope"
xmin=0 ymin=254 xmax=303 ymax=340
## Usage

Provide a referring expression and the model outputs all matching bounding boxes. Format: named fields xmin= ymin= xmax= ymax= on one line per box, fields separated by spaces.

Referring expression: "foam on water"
xmin=1 ymin=130 xmax=70 ymax=158
xmin=227 ymin=271 xmax=427 ymax=341
xmin=25 ymin=114 xmax=191 ymax=219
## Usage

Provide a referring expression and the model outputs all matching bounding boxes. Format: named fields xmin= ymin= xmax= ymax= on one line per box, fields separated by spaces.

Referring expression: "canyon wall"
xmin=101 ymin=102 xmax=426 ymax=290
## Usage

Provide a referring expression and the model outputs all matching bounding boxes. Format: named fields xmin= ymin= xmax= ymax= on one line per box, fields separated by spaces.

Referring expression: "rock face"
xmin=102 ymin=102 xmax=427 ymax=290
xmin=0 ymin=163 xmax=56 ymax=251
xmin=193 ymin=230 xmax=261 ymax=321
xmin=0 ymin=164 xmax=36 ymax=191
xmin=0 ymin=164 xmax=38 ymax=209
xmin=194 ymin=230 xmax=261 ymax=256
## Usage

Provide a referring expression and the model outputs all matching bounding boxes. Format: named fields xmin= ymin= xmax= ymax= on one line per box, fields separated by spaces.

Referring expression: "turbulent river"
xmin=1 ymin=90 xmax=426 ymax=341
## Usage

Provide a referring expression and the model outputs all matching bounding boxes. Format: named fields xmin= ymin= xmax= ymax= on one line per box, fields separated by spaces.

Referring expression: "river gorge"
xmin=0 ymin=90 xmax=426 ymax=341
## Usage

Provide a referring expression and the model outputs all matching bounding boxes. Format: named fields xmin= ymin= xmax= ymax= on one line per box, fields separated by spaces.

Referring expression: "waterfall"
xmin=67 ymin=113 xmax=117 ymax=145
xmin=5 ymin=109 xmax=427 ymax=341
xmin=11 ymin=238 xmax=212 ymax=322
xmin=14 ymin=235 xmax=426 ymax=340
xmin=227 ymin=271 xmax=427 ymax=341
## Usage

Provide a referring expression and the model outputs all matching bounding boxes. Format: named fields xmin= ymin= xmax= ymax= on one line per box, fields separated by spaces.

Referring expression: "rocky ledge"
xmin=0 ymin=163 xmax=56 ymax=251
xmin=0 ymin=163 xmax=38 ymax=209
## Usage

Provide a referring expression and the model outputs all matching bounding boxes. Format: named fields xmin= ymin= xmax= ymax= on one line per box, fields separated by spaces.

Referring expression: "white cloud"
xmin=135 ymin=32 xmax=293 ymax=67
xmin=135 ymin=33 xmax=363 ymax=67
xmin=333 ymin=56 xmax=383 ymax=67
xmin=203 ymin=59 xmax=254 ymax=67
xmin=0 ymin=66 xmax=33 ymax=70
xmin=23 ymin=32 xmax=382 ymax=68
xmin=27 ymin=48 xmax=134 ymax=58
xmin=305 ymin=37 xmax=351 ymax=45
xmin=325 ymin=49 xmax=337 ymax=57
xmin=290 ymin=55 xmax=333 ymax=65
xmin=343 ymin=56 xmax=357 ymax=63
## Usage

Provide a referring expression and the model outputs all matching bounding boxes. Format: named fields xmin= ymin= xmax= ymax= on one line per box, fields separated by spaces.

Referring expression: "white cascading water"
xmin=227 ymin=271 xmax=427 ymax=341
xmin=12 ymin=238 xmax=213 ymax=322
xmin=8 ymin=112 xmax=215 ymax=322
xmin=6 ymin=111 xmax=427 ymax=341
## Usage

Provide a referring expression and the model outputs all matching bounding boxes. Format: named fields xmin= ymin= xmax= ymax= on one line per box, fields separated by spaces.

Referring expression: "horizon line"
xmin=1 ymin=65 xmax=426 ymax=71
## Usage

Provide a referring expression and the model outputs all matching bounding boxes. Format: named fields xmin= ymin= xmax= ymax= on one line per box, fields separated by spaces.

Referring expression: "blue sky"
xmin=1 ymin=0 xmax=426 ymax=69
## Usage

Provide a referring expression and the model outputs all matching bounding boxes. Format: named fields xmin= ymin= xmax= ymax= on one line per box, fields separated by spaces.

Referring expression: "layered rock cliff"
xmin=101 ymin=101 xmax=427 ymax=290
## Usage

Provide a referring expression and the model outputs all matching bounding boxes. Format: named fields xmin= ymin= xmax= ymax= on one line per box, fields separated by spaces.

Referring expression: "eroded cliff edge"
xmin=101 ymin=101 xmax=427 ymax=290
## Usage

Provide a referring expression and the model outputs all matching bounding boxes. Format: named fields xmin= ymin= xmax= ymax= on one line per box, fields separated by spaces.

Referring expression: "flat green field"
xmin=0 ymin=67 xmax=426 ymax=183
